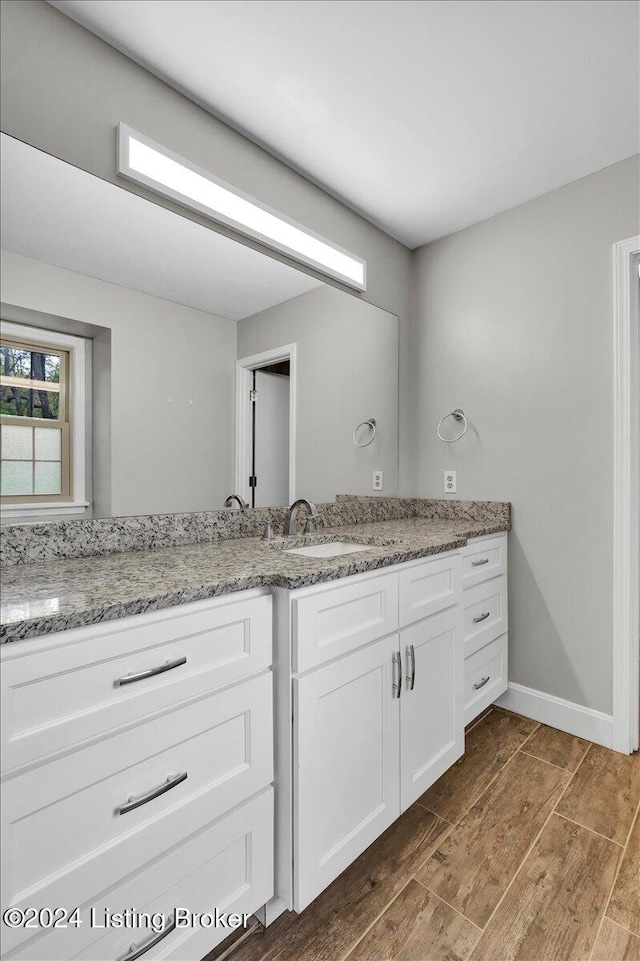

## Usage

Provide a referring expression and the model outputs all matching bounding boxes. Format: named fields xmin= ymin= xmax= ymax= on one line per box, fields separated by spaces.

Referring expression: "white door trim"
xmin=612 ymin=236 xmax=640 ymax=754
xmin=235 ymin=344 xmax=297 ymax=506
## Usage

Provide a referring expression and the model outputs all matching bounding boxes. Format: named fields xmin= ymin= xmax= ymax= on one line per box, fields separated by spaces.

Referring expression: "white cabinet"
xmin=289 ymin=555 xmax=466 ymax=911
xmin=399 ymin=607 xmax=464 ymax=810
xmin=293 ymin=635 xmax=400 ymax=910
xmin=461 ymin=534 xmax=509 ymax=724
xmin=9 ymin=789 xmax=274 ymax=961
xmin=1 ymin=590 xmax=275 ymax=961
xmin=2 ymin=674 xmax=273 ymax=937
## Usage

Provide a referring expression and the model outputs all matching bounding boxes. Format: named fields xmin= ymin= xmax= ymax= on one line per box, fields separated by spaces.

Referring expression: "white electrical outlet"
xmin=372 ymin=470 xmax=384 ymax=491
xmin=444 ymin=470 xmax=457 ymax=494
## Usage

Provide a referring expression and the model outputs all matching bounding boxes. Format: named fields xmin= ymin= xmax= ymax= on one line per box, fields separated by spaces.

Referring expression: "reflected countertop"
xmin=1 ymin=517 xmax=509 ymax=643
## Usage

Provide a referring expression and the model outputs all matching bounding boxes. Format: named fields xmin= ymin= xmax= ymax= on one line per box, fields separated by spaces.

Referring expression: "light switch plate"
xmin=444 ymin=470 xmax=457 ymax=493
xmin=372 ymin=470 xmax=384 ymax=491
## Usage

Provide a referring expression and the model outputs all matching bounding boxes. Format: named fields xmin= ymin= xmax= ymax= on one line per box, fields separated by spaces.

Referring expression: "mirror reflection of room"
xmin=0 ymin=135 xmax=398 ymax=520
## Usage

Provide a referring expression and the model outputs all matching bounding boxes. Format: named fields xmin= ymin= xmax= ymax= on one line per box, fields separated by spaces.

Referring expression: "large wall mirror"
xmin=0 ymin=134 xmax=398 ymax=518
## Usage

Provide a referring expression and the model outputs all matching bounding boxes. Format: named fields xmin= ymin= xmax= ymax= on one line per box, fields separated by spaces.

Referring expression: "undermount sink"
xmin=285 ymin=541 xmax=374 ymax=559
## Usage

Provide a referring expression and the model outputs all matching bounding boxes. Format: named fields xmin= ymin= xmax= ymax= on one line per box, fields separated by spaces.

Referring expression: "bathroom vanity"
xmin=1 ymin=591 xmax=275 ymax=961
xmin=0 ymin=137 xmax=510 ymax=960
xmin=0 ymin=502 xmax=509 ymax=960
xmin=271 ymin=530 xmax=507 ymax=916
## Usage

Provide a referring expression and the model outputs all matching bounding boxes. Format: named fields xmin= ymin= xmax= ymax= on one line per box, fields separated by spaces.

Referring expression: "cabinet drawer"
xmin=463 ymin=576 xmax=507 ymax=656
xmin=8 ymin=788 xmax=274 ymax=961
xmin=399 ymin=553 xmax=461 ymax=628
xmin=292 ymin=572 xmax=398 ymax=672
xmin=1 ymin=591 xmax=272 ymax=773
xmin=464 ymin=634 xmax=508 ymax=725
xmin=462 ymin=535 xmax=507 ymax=589
xmin=1 ymin=672 xmax=273 ymax=933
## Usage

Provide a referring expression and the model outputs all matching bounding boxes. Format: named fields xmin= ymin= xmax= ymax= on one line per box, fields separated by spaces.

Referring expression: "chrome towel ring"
xmin=353 ymin=418 xmax=376 ymax=448
xmin=437 ymin=408 xmax=467 ymax=443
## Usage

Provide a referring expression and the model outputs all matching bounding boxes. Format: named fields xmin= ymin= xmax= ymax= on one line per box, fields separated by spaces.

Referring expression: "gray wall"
xmin=0 ymin=0 xmax=414 ymax=491
xmin=410 ymin=157 xmax=639 ymax=715
xmin=1 ymin=251 xmax=237 ymax=516
xmin=3 ymin=0 xmax=637 ymax=716
xmin=238 ymin=286 xmax=399 ymax=502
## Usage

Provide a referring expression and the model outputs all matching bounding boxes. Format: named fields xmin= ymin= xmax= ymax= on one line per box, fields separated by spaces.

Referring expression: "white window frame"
xmin=0 ymin=321 xmax=90 ymax=519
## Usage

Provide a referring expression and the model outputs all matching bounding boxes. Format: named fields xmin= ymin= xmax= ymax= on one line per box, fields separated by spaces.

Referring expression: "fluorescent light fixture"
xmin=117 ymin=124 xmax=366 ymax=291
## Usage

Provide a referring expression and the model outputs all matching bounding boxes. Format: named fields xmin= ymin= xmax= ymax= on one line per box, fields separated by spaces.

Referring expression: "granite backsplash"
xmin=0 ymin=497 xmax=510 ymax=568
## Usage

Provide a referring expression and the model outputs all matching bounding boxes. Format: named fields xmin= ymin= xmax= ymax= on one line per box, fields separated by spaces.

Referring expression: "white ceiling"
xmin=0 ymin=135 xmax=321 ymax=320
xmin=50 ymin=0 xmax=639 ymax=248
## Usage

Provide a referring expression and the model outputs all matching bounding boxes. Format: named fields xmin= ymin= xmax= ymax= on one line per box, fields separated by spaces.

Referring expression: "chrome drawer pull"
xmin=117 ymin=772 xmax=188 ymax=816
xmin=392 ymin=650 xmax=402 ymax=698
xmin=405 ymin=644 xmax=416 ymax=691
xmin=115 ymin=656 xmax=187 ymax=687
xmin=473 ymin=611 xmax=491 ymax=624
xmin=116 ymin=913 xmax=176 ymax=961
xmin=472 ymin=558 xmax=490 ymax=567
xmin=473 ymin=675 xmax=491 ymax=690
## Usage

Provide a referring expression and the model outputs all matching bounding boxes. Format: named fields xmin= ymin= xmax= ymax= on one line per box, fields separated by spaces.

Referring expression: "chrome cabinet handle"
xmin=473 ymin=611 xmax=491 ymax=624
xmin=117 ymin=772 xmax=187 ymax=816
xmin=392 ymin=650 xmax=402 ymax=698
xmin=116 ymin=913 xmax=176 ymax=961
xmin=473 ymin=675 xmax=491 ymax=690
xmin=405 ymin=644 xmax=416 ymax=691
xmin=472 ymin=558 xmax=490 ymax=567
xmin=115 ymin=656 xmax=187 ymax=687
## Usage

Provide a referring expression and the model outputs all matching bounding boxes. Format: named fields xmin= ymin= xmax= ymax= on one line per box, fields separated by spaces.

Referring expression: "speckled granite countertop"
xmin=1 ymin=516 xmax=508 ymax=643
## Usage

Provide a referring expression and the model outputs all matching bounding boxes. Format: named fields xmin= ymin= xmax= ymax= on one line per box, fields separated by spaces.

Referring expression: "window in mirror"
xmin=1 ymin=337 xmax=69 ymax=499
xmin=0 ymin=323 xmax=89 ymax=517
xmin=0 ymin=343 xmax=63 ymax=419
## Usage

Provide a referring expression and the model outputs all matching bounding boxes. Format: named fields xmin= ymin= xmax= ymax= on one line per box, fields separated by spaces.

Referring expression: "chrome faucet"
xmin=223 ymin=494 xmax=248 ymax=512
xmin=284 ymin=498 xmax=318 ymax=536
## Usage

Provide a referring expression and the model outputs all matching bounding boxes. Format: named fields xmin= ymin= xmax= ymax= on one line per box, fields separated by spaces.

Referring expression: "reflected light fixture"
xmin=117 ymin=124 xmax=366 ymax=291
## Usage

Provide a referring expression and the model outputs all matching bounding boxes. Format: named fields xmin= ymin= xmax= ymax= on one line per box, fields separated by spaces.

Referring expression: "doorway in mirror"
xmin=236 ymin=346 xmax=296 ymax=509
xmin=253 ymin=363 xmax=290 ymax=508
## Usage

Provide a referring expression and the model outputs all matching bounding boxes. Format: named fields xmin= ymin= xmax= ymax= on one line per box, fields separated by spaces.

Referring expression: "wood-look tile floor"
xmin=205 ymin=708 xmax=640 ymax=961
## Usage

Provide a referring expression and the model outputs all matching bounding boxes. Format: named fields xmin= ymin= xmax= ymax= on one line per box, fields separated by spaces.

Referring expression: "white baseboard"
xmin=496 ymin=682 xmax=614 ymax=750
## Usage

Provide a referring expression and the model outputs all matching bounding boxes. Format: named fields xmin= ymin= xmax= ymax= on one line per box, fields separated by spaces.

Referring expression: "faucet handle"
xmin=304 ymin=516 xmax=317 ymax=535
xmin=262 ymin=522 xmax=275 ymax=542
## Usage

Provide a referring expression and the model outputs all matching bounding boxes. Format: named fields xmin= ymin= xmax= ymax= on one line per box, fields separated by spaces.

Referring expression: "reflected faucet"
xmin=224 ymin=494 xmax=248 ymax=512
xmin=284 ymin=498 xmax=318 ymax=536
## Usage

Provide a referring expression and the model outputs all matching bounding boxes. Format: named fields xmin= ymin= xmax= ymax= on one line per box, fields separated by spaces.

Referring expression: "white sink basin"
xmin=285 ymin=541 xmax=373 ymax=559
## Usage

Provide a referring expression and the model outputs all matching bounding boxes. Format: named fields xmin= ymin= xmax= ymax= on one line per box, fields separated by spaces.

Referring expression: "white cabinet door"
xmin=293 ymin=635 xmax=400 ymax=911
xmin=400 ymin=608 xmax=464 ymax=811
